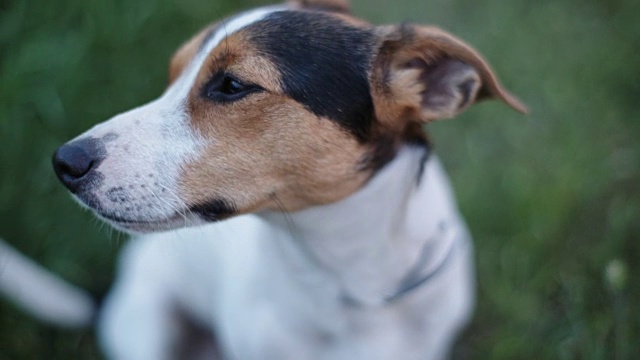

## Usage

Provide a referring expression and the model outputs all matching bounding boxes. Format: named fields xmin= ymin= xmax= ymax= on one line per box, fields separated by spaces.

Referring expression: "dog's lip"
xmin=96 ymin=211 xmax=194 ymax=234
xmin=96 ymin=211 xmax=185 ymax=228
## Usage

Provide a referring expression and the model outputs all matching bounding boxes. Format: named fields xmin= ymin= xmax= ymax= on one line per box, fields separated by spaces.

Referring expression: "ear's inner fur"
xmin=416 ymin=58 xmax=481 ymax=113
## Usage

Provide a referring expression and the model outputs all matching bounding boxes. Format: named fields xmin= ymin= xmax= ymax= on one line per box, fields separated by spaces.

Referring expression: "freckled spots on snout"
xmin=106 ymin=187 xmax=131 ymax=204
xmin=104 ymin=180 xmax=171 ymax=212
xmin=102 ymin=133 xmax=119 ymax=143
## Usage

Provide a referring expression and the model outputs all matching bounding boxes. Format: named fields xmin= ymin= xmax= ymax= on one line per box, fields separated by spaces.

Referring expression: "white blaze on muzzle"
xmin=55 ymin=6 xmax=284 ymax=232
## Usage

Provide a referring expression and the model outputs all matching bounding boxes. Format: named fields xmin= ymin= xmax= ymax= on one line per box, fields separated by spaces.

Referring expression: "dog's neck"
xmin=259 ymin=145 xmax=462 ymax=305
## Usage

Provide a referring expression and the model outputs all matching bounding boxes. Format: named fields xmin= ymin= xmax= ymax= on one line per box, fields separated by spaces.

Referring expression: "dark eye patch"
xmin=202 ymin=72 xmax=263 ymax=103
xmin=246 ymin=11 xmax=377 ymax=142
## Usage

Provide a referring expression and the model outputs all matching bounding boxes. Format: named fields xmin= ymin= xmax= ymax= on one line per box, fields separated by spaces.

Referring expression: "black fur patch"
xmin=359 ymin=132 xmax=431 ymax=177
xmin=247 ymin=11 xmax=377 ymax=141
xmin=415 ymin=142 xmax=431 ymax=185
xmin=358 ymin=134 xmax=397 ymax=172
xmin=190 ymin=199 xmax=237 ymax=222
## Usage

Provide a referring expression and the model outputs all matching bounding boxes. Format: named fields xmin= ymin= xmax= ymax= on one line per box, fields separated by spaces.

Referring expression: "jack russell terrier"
xmin=10 ymin=0 xmax=528 ymax=359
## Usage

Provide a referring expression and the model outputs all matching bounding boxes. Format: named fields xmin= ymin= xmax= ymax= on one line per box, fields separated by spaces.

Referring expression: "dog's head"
xmin=52 ymin=0 xmax=526 ymax=233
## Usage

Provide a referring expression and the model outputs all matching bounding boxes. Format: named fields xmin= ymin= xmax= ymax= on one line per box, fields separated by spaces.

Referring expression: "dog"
xmin=46 ymin=0 xmax=527 ymax=358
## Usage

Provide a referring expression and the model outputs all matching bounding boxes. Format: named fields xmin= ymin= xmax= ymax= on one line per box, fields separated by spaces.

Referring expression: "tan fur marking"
xmin=371 ymin=24 xmax=527 ymax=129
xmin=409 ymin=26 xmax=526 ymax=113
xmin=179 ymin=31 xmax=371 ymax=213
xmin=333 ymin=11 xmax=371 ymax=27
xmin=188 ymin=32 xmax=283 ymax=105
xmin=288 ymin=0 xmax=369 ymax=27
xmin=168 ymin=24 xmax=217 ymax=85
xmin=289 ymin=0 xmax=351 ymax=13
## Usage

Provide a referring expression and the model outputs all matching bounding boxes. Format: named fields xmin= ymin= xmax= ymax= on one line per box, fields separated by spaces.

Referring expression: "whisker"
xmin=146 ymin=185 xmax=191 ymax=228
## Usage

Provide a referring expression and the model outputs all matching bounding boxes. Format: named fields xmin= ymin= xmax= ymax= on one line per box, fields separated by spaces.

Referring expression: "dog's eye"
xmin=203 ymin=73 xmax=261 ymax=103
xmin=221 ymin=77 xmax=244 ymax=95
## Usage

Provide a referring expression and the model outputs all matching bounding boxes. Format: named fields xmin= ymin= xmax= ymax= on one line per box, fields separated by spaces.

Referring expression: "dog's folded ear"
xmin=288 ymin=0 xmax=350 ymax=13
xmin=371 ymin=24 xmax=527 ymax=125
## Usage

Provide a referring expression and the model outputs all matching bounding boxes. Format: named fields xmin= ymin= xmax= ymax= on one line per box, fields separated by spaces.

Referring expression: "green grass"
xmin=1 ymin=0 xmax=639 ymax=358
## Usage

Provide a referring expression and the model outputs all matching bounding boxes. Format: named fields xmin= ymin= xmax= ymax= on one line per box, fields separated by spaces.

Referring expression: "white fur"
xmin=99 ymin=147 xmax=475 ymax=360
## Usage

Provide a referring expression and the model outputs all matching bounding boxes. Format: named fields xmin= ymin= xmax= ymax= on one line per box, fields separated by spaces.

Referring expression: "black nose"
xmin=52 ymin=139 xmax=102 ymax=192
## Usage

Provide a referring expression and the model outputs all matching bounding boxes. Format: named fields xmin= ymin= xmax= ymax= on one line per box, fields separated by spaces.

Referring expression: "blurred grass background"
xmin=0 ymin=0 xmax=638 ymax=358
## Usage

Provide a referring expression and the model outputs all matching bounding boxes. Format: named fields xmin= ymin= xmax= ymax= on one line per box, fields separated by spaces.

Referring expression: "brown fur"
xmin=289 ymin=0 xmax=351 ymax=13
xmin=179 ymin=31 xmax=371 ymax=213
xmin=168 ymin=25 xmax=217 ymax=85
xmin=370 ymin=24 xmax=527 ymax=128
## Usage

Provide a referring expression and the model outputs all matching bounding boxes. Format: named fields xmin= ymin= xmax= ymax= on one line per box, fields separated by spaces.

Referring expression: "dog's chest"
xmin=222 ymin=283 xmax=427 ymax=360
xmin=163 ymin=152 xmax=473 ymax=359
xmin=200 ymin=226 xmax=434 ymax=360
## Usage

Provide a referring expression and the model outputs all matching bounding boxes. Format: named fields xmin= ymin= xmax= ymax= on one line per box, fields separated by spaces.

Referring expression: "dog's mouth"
xmin=71 ymin=189 xmax=235 ymax=233
xmin=68 ymin=188 xmax=204 ymax=233
xmin=94 ymin=211 xmax=197 ymax=234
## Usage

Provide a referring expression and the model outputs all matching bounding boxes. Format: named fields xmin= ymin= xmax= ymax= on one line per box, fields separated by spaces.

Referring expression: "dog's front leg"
xmin=98 ymin=237 xmax=185 ymax=360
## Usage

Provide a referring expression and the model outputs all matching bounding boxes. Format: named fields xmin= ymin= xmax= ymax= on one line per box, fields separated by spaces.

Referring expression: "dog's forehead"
xmin=248 ymin=11 xmax=377 ymax=134
xmin=196 ymin=6 xmax=372 ymax=58
xmin=165 ymin=7 xmax=283 ymax=101
xmin=185 ymin=8 xmax=378 ymax=140
xmin=198 ymin=7 xmax=283 ymax=61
